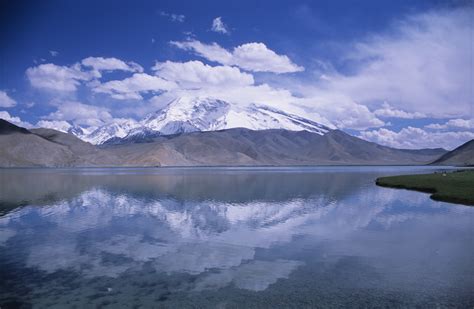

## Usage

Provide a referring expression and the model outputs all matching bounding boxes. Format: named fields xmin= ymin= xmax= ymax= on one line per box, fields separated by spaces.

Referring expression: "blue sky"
xmin=0 ymin=0 xmax=472 ymax=149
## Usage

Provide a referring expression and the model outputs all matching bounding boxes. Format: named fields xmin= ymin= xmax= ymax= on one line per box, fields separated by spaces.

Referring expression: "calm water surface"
xmin=0 ymin=167 xmax=473 ymax=308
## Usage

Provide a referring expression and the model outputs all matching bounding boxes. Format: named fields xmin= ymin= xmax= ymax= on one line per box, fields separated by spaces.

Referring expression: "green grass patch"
xmin=376 ymin=170 xmax=474 ymax=206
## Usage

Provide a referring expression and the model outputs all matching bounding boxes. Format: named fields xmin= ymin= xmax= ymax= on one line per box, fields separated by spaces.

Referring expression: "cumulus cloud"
xmin=316 ymin=8 xmax=473 ymax=118
xmin=374 ymin=102 xmax=426 ymax=119
xmin=26 ymin=63 xmax=93 ymax=92
xmin=26 ymin=57 xmax=144 ymax=93
xmin=0 ymin=90 xmax=16 ymax=108
xmin=93 ymin=73 xmax=177 ymax=100
xmin=49 ymin=50 xmax=59 ymax=57
xmin=152 ymin=60 xmax=254 ymax=88
xmin=24 ymin=55 xmax=381 ymax=131
xmin=295 ymin=93 xmax=385 ymax=130
xmin=211 ymin=17 xmax=229 ymax=34
xmin=21 ymin=7 xmax=471 ymax=137
xmin=425 ymin=118 xmax=472 ymax=130
xmin=97 ymin=60 xmax=374 ymax=130
xmin=81 ymin=57 xmax=143 ymax=74
xmin=359 ymin=127 xmax=474 ymax=150
xmin=44 ymin=101 xmax=113 ymax=126
xmin=0 ymin=111 xmax=32 ymax=128
xmin=171 ymin=40 xmax=304 ymax=73
xmin=36 ymin=120 xmax=72 ymax=132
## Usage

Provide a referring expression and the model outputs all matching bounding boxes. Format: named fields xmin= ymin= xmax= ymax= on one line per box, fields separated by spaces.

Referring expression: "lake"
xmin=0 ymin=167 xmax=473 ymax=308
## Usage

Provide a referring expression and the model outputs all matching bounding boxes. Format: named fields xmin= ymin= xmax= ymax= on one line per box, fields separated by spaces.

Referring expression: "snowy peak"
xmin=37 ymin=97 xmax=333 ymax=144
xmin=228 ymin=104 xmax=331 ymax=135
xmin=143 ymin=97 xmax=231 ymax=135
xmin=141 ymin=97 xmax=331 ymax=138
xmin=79 ymin=120 xmax=140 ymax=145
xmin=67 ymin=125 xmax=95 ymax=140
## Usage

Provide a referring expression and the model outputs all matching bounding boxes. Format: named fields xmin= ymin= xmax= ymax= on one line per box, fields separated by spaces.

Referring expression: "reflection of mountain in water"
xmin=0 ymin=168 xmax=369 ymax=207
xmin=0 ymin=168 xmax=473 ymax=308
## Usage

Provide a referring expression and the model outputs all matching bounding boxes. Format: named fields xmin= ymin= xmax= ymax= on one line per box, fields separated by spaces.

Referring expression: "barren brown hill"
xmin=0 ymin=119 xmax=448 ymax=167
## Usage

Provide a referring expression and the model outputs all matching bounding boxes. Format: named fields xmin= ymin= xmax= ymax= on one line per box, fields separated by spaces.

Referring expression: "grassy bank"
xmin=376 ymin=170 xmax=474 ymax=206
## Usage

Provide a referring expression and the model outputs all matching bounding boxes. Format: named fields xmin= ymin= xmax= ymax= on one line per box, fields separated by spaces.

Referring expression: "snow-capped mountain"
xmin=104 ymin=127 xmax=162 ymax=144
xmin=40 ymin=97 xmax=333 ymax=144
xmin=79 ymin=120 xmax=140 ymax=145
xmin=142 ymin=97 xmax=231 ymax=135
xmin=67 ymin=125 xmax=96 ymax=141
xmin=142 ymin=97 xmax=332 ymax=136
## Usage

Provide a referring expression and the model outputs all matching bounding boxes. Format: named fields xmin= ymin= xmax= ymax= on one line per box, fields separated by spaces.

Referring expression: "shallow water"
xmin=0 ymin=167 xmax=473 ymax=308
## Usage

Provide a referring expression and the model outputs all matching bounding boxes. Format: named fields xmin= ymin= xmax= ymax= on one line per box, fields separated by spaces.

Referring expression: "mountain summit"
xmin=142 ymin=97 xmax=332 ymax=136
xmin=44 ymin=97 xmax=333 ymax=144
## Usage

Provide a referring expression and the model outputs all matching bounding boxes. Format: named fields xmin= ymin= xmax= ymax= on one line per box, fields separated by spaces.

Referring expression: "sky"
xmin=0 ymin=0 xmax=473 ymax=149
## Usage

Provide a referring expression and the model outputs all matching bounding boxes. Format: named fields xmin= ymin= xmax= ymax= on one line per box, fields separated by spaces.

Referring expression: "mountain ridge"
xmin=41 ymin=97 xmax=333 ymax=145
xmin=0 ymin=118 xmax=451 ymax=167
xmin=103 ymin=127 xmax=448 ymax=166
xmin=432 ymin=139 xmax=474 ymax=166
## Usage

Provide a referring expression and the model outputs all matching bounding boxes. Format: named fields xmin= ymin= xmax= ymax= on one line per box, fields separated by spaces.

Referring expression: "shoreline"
xmin=1 ymin=164 xmax=470 ymax=169
xmin=376 ymin=170 xmax=474 ymax=206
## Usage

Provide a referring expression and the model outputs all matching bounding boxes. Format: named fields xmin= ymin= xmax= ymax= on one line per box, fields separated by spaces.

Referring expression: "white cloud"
xmin=22 ymin=7 xmax=470 ymax=137
xmin=211 ymin=17 xmax=229 ymax=34
xmin=152 ymin=60 xmax=254 ymax=88
xmin=36 ymin=120 xmax=72 ymax=132
xmin=171 ymin=40 xmax=232 ymax=63
xmin=0 ymin=90 xmax=16 ymax=108
xmin=171 ymin=40 xmax=304 ymax=73
xmin=275 ymin=78 xmax=385 ymax=130
xmin=159 ymin=11 xmax=185 ymax=23
xmin=374 ymin=102 xmax=426 ymax=119
xmin=316 ymin=8 xmax=473 ymax=118
xmin=359 ymin=127 xmax=474 ymax=150
xmin=298 ymin=93 xmax=385 ymax=130
xmin=25 ymin=54 xmax=381 ymax=131
xmin=424 ymin=123 xmax=446 ymax=130
xmin=124 ymin=60 xmax=374 ymax=130
xmin=26 ymin=57 xmax=144 ymax=93
xmin=49 ymin=50 xmax=59 ymax=57
xmin=81 ymin=57 xmax=143 ymax=74
xmin=232 ymin=43 xmax=304 ymax=73
xmin=26 ymin=63 xmax=93 ymax=92
xmin=171 ymin=14 xmax=185 ymax=22
xmin=0 ymin=111 xmax=32 ymax=128
xmin=446 ymin=119 xmax=472 ymax=129
xmin=425 ymin=118 xmax=472 ymax=130
xmin=144 ymin=83 xmax=334 ymax=129
xmin=93 ymin=73 xmax=177 ymax=100
xmin=44 ymin=101 xmax=113 ymax=127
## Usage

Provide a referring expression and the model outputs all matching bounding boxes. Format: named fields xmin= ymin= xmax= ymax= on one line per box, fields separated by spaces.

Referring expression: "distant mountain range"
xmin=55 ymin=97 xmax=333 ymax=144
xmin=1 ymin=118 xmax=465 ymax=167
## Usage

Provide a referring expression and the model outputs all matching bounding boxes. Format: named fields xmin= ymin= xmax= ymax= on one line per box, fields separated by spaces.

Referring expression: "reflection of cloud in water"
xmin=153 ymin=242 xmax=255 ymax=275
xmin=2 ymin=181 xmax=471 ymax=293
xmin=195 ymin=259 xmax=304 ymax=291
xmin=8 ymin=189 xmax=324 ymax=286
xmin=0 ymin=228 xmax=16 ymax=246
xmin=98 ymin=235 xmax=175 ymax=262
xmin=27 ymin=241 xmax=133 ymax=278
